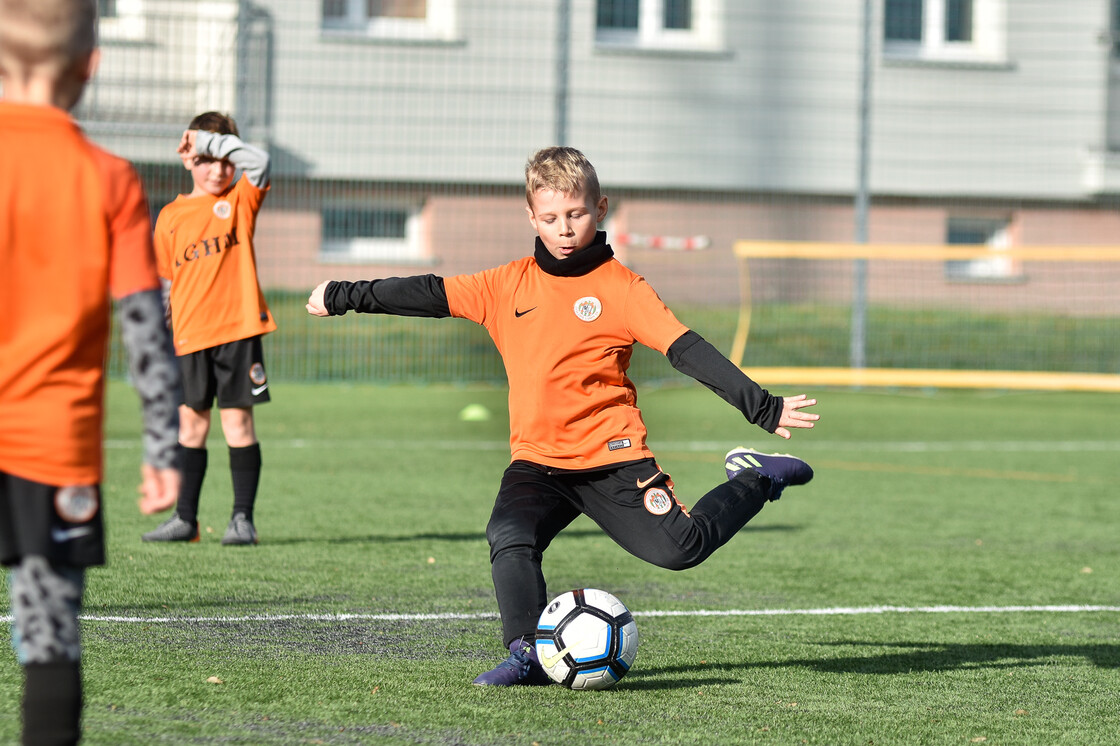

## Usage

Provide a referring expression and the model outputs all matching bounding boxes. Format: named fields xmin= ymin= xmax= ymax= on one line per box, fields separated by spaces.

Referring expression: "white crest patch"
xmin=643 ymin=488 xmax=673 ymax=516
xmin=213 ymin=200 xmax=232 ymax=219
xmin=573 ymin=296 xmax=602 ymax=322
xmin=55 ymin=486 xmax=99 ymax=524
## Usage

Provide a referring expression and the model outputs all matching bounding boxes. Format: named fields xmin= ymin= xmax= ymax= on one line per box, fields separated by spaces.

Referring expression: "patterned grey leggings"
xmin=9 ymin=555 xmax=84 ymax=664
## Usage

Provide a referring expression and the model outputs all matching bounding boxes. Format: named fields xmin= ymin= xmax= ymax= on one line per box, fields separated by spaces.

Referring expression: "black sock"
xmin=175 ymin=445 xmax=208 ymax=524
xmin=229 ymin=443 xmax=261 ymax=522
xmin=23 ymin=660 xmax=82 ymax=746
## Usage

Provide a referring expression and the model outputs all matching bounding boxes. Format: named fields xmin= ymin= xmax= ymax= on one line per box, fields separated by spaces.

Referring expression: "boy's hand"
xmin=138 ymin=463 xmax=181 ymax=515
xmin=773 ymin=394 xmax=819 ymax=440
xmin=176 ymin=130 xmax=198 ymax=167
xmin=306 ymin=281 xmax=331 ymax=316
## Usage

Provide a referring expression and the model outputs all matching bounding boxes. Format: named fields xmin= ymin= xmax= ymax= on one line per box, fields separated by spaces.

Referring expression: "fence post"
xmin=851 ymin=0 xmax=874 ymax=370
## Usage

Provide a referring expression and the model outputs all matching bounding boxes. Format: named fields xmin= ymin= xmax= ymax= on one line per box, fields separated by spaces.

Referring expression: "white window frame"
xmin=595 ymin=0 xmax=723 ymax=53
xmin=97 ymin=0 xmax=148 ymax=43
xmin=943 ymin=216 xmax=1022 ymax=282
xmin=883 ymin=0 xmax=1006 ymax=65
xmin=318 ymin=205 xmax=430 ymax=266
xmin=322 ymin=0 xmax=457 ymax=42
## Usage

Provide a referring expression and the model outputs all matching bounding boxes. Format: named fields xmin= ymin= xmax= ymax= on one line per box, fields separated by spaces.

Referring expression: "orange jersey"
xmin=0 ymin=102 xmax=160 ymax=485
xmin=445 ymin=256 xmax=689 ymax=470
xmin=155 ymin=175 xmax=275 ymax=354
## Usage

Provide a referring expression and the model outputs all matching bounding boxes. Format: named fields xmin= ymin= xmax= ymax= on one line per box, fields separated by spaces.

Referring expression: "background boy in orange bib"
xmin=142 ymin=112 xmax=275 ymax=546
xmin=307 ymin=147 xmax=820 ymax=686
xmin=0 ymin=0 xmax=182 ymax=740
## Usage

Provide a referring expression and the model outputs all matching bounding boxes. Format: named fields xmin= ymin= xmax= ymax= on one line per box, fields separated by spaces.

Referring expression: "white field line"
xmin=2 ymin=605 xmax=1118 ymax=625
xmin=104 ymin=439 xmax=1120 ymax=453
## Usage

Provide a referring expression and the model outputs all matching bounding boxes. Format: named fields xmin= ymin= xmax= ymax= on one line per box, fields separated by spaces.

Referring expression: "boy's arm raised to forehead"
xmin=194 ymin=130 xmax=271 ymax=188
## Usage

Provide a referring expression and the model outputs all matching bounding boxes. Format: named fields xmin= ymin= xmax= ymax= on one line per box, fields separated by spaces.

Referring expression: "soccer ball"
xmin=535 ymin=588 xmax=639 ymax=690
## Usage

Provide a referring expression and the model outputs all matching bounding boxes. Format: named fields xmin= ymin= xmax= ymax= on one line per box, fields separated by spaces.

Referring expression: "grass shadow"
xmin=265 ymin=522 xmax=800 ymax=547
xmin=626 ymin=640 xmax=1120 ymax=689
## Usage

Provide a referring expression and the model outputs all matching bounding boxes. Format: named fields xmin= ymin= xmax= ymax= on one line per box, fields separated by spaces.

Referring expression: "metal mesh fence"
xmin=87 ymin=1 xmax=1120 ymax=384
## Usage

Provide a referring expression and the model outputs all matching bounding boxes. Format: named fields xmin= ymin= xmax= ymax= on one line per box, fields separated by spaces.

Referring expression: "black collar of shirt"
xmin=534 ymin=231 xmax=614 ymax=277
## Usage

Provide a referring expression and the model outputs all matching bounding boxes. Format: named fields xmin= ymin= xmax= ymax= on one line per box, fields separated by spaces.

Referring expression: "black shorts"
xmin=488 ymin=458 xmax=697 ymax=567
xmin=0 ymin=471 xmax=105 ymax=568
xmin=180 ymin=335 xmax=271 ymax=410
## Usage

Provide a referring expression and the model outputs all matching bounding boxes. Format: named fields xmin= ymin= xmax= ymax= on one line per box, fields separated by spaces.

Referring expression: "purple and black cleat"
xmin=472 ymin=637 xmax=552 ymax=687
xmin=724 ymin=447 xmax=814 ymax=501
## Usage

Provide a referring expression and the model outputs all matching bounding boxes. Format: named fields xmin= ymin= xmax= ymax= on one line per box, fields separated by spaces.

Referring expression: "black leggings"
xmin=485 ymin=458 xmax=772 ymax=646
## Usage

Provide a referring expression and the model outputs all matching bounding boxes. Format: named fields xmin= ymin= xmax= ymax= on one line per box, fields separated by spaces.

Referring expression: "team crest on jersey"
xmin=249 ymin=363 xmax=267 ymax=385
xmin=55 ymin=486 xmax=99 ymax=524
xmin=643 ymin=488 xmax=673 ymax=516
xmin=213 ymin=200 xmax=232 ymax=219
xmin=573 ymin=296 xmax=602 ymax=322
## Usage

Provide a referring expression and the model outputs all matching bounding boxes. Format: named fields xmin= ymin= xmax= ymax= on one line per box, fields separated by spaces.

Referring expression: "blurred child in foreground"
xmin=0 ymin=0 xmax=181 ymax=740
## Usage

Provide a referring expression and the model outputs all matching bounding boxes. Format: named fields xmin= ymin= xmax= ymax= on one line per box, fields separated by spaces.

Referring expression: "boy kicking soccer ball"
xmin=306 ymin=146 xmax=819 ymax=685
xmin=142 ymin=111 xmax=276 ymax=546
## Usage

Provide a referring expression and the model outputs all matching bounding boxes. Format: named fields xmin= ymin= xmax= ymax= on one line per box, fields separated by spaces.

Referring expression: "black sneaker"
xmin=141 ymin=515 xmax=199 ymax=542
xmin=724 ymin=447 xmax=813 ymax=501
xmin=472 ymin=638 xmax=551 ymax=687
xmin=221 ymin=513 xmax=258 ymax=546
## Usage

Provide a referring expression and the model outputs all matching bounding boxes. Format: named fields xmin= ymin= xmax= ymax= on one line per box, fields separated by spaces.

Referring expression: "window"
xmin=96 ymin=0 xmax=147 ymax=42
xmin=322 ymin=0 xmax=456 ymax=41
xmin=943 ymin=217 xmax=1022 ymax=282
xmin=598 ymin=0 xmax=691 ymax=30
xmin=1112 ymin=0 xmax=1120 ymax=57
xmin=884 ymin=0 xmax=1004 ymax=63
xmin=324 ymin=0 xmax=426 ymax=20
xmin=319 ymin=205 xmax=428 ymax=264
xmin=944 ymin=0 xmax=972 ymax=42
xmin=596 ymin=0 xmax=721 ymax=52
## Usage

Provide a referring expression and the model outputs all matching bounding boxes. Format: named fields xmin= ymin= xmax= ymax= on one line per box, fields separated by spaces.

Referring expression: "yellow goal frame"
xmin=730 ymin=241 xmax=1120 ymax=392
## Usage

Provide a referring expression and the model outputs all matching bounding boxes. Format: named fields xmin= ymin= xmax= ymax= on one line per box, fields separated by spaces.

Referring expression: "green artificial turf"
xmin=2 ymin=382 xmax=1117 ymax=744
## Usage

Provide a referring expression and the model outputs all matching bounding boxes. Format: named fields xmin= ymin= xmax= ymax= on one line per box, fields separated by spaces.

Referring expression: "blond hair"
xmin=0 ymin=0 xmax=97 ymax=75
xmin=525 ymin=146 xmax=601 ymax=208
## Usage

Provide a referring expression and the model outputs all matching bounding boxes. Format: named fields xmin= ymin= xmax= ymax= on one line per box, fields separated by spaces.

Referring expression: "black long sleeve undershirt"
xmin=323 ymin=279 xmax=782 ymax=432
xmin=323 ymin=276 xmax=450 ymax=317
xmin=666 ymin=330 xmax=784 ymax=433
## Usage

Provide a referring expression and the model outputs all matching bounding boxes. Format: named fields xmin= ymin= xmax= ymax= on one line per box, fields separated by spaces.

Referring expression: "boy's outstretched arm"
xmin=306 ymin=276 xmax=452 ymax=318
xmin=666 ymin=330 xmax=819 ymax=439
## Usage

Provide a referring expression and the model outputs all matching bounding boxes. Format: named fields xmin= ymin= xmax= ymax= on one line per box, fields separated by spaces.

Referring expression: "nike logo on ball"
xmin=514 ymin=307 xmax=537 ymax=317
xmin=539 ymin=633 xmax=595 ymax=669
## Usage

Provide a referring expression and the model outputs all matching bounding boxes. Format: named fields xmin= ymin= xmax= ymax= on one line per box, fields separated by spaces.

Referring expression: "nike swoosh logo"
xmin=539 ymin=632 xmax=595 ymax=669
xmin=514 ymin=307 xmax=537 ymax=318
xmin=51 ymin=526 xmax=93 ymax=543
xmin=251 ymin=384 xmax=269 ymax=396
xmin=636 ymin=472 xmax=662 ymax=489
